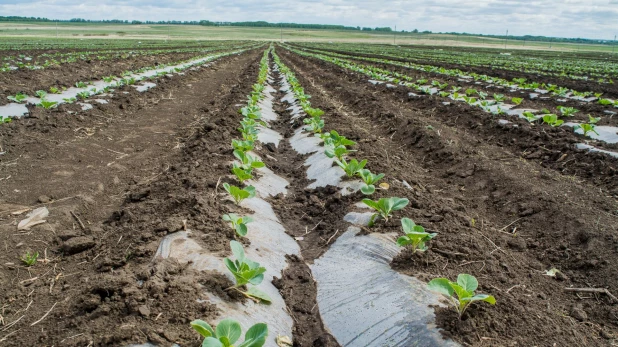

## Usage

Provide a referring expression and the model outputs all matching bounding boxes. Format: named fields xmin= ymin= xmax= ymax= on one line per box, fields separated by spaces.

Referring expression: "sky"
xmin=0 ymin=0 xmax=617 ymax=40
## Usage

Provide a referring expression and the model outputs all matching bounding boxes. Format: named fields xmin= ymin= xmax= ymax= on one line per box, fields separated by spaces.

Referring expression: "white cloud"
xmin=0 ymin=0 xmax=616 ymax=39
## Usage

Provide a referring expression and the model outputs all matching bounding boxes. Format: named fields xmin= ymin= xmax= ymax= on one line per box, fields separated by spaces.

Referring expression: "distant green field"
xmin=0 ymin=21 xmax=614 ymax=53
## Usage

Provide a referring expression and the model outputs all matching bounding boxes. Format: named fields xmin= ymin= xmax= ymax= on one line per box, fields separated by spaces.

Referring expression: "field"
xmin=0 ymin=29 xmax=617 ymax=347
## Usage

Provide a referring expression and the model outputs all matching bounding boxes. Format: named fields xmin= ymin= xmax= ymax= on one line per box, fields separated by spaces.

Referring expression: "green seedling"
xmin=397 ymin=218 xmax=436 ymax=253
xmin=321 ymin=130 xmax=356 ymax=148
xmin=0 ymin=116 xmax=12 ymax=124
xmin=557 ymin=106 xmax=578 ymax=117
xmin=304 ymin=116 xmax=324 ymax=133
xmin=357 ymin=169 xmax=385 ymax=195
xmin=598 ymin=99 xmax=613 ymax=106
xmin=49 ymin=86 xmax=61 ymax=94
xmin=222 ymin=214 xmax=253 ymax=237
xmin=77 ymin=91 xmax=90 ymax=99
xmin=465 ymin=88 xmax=477 ymax=96
xmin=325 ymin=145 xmax=353 ymax=161
xmin=223 ymin=183 xmax=256 ymax=205
xmin=462 ymin=96 xmax=477 ymax=105
xmin=35 ymin=90 xmax=47 ymax=98
xmin=191 ymin=318 xmax=268 ymax=347
xmin=511 ymin=97 xmax=523 ymax=106
xmin=240 ymin=105 xmax=262 ymax=120
xmin=335 ymin=158 xmax=367 ymax=178
xmin=477 ymin=91 xmax=488 ymax=100
xmin=362 ymin=197 xmax=409 ymax=226
xmin=438 ymin=91 xmax=450 ymax=98
xmin=522 ymin=111 xmax=538 ymax=123
xmin=542 ymin=114 xmax=563 ymax=127
xmin=37 ymin=98 xmax=58 ymax=109
xmin=233 ymin=150 xmax=265 ymax=171
xmin=231 ymin=167 xmax=253 ymax=183
xmin=588 ymin=115 xmax=601 ymax=124
xmin=75 ymin=81 xmax=88 ymax=88
xmin=224 ymin=240 xmax=271 ymax=303
xmin=427 ymin=274 xmax=496 ymax=318
xmin=63 ymin=97 xmax=77 ymax=104
xmin=493 ymin=94 xmax=505 ymax=103
xmin=574 ymin=123 xmax=599 ymax=136
xmin=21 ymin=251 xmax=39 ymax=266
xmin=8 ymin=92 xmax=28 ymax=103
xmin=103 ymin=76 xmax=115 ymax=83
xmin=232 ymin=139 xmax=254 ymax=152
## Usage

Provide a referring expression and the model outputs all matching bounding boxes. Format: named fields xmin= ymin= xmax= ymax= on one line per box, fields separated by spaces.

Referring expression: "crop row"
xmin=272 ymin=47 xmax=496 ymax=328
xmin=296 ymin=42 xmax=618 ymax=82
xmin=1 ymin=47 xmax=254 ymax=122
xmin=291 ymin=45 xmax=618 ymax=109
xmin=283 ymin=45 xmax=607 ymax=144
xmin=1 ymin=41 xmax=252 ymax=72
xmin=189 ymin=47 xmax=274 ymax=347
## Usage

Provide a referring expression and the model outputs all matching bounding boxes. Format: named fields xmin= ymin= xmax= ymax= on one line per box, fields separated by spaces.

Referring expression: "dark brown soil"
xmin=277 ymin=47 xmax=618 ymax=346
xmin=1 ymin=41 xmax=617 ymax=347
xmin=0 ymin=48 xmax=264 ymax=346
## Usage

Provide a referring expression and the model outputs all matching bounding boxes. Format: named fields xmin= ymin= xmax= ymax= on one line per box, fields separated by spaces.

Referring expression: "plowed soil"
xmin=1 ymin=43 xmax=617 ymax=347
xmin=276 ymin=47 xmax=618 ymax=346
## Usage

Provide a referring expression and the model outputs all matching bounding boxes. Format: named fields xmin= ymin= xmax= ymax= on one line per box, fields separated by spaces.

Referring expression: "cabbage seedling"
xmin=542 ymin=114 xmax=563 ymax=127
xmin=37 ymin=98 xmax=58 ymax=109
xmin=233 ymin=150 xmax=265 ymax=171
xmin=598 ymin=99 xmax=613 ymax=106
xmin=77 ymin=91 xmax=90 ymax=99
xmin=325 ymin=145 xmax=352 ymax=161
xmin=588 ymin=115 xmax=601 ymax=124
xmin=362 ymin=197 xmax=409 ymax=226
xmin=224 ymin=240 xmax=271 ymax=303
xmin=0 ymin=116 xmax=12 ymax=124
xmin=21 ymin=251 xmax=39 ymax=266
xmin=465 ymin=88 xmax=477 ymax=96
xmin=191 ymin=318 xmax=268 ymax=347
xmin=522 ymin=111 xmax=538 ymax=123
xmin=321 ymin=130 xmax=356 ymax=148
xmin=7 ymin=92 xmax=28 ymax=103
xmin=231 ymin=167 xmax=253 ymax=183
xmin=63 ymin=97 xmax=77 ymax=104
xmin=557 ymin=106 xmax=578 ymax=117
xmin=232 ymin=139 xmax=254 ymax=152
xmin=397 ymin=218 xmax=436 ymax=253
xmin=35 ymin=90 xmax=47 ymax=98
xmin=357 ymin=169 xmax=385 ymax=195
xmin=335 ymin=158 xmax=367 ymax=178
xmin=222 ymin=214 xmax=253 ymax=237
xmin=427 ymin=274 xmax=496 ymax=318
xmin=75 ymin=81 xmax=88 ymax=88
xmin=511 ymin=97 xmax=523 ymax=106
xmin=575 ymin=123 xmax=599 ymax=136
xmin=493 ymin=94 xmax=505 ymax=103
xmin=223 ymin=183 xmax=256 ymax=205
xmin=49 ymin=86 xmax=60 ymax=94
xmin=240 ymin=105 xmax=262 ymax=120
xmin=304 ymin=117 xmax=324 ymax=133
